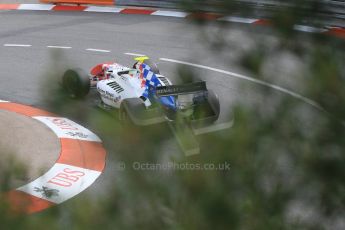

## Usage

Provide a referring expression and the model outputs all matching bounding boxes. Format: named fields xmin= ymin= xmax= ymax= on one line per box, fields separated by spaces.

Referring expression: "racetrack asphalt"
xmin=0 ymin=109 xmax=60 ymax=186
xmin=0 ymin=10 xmax=311 ymax=112
xmin=0 ymin=10 xmax=324 ymax=207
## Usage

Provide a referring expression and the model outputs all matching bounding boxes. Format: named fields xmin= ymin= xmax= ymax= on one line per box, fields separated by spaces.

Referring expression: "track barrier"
xmin=0 ymin=3 xmax=343 ymax=38
xmin=40 ymin=0 xmax=114 ymax=5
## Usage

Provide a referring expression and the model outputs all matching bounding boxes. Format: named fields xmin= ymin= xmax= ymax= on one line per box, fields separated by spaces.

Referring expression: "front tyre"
xmin=62 ymin=68 xmax=90 ymax=99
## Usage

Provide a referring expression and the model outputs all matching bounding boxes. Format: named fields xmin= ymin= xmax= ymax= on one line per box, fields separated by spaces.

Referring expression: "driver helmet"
xmin=103 ymin=65 xmax=114 ymax=79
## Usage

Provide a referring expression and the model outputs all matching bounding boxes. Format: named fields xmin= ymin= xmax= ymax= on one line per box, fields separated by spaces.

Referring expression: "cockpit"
xmin=116 ymin=69 xmax=140 ymax=77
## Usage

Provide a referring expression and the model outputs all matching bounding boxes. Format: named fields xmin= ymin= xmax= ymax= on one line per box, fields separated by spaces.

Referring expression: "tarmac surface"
xmin=0 ymin=109 xmax=60 ymax=187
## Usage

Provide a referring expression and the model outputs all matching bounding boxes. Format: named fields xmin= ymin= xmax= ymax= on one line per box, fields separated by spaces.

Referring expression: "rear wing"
xmin=156 ymin=81 xmax=207 ymax=97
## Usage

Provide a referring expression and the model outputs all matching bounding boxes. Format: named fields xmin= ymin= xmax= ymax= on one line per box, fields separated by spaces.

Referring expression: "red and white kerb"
xmin=0 ymin=100 xmax=106 ymax=214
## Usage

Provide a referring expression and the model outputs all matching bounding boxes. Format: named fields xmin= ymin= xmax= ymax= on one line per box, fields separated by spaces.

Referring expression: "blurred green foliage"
xmin=1 ymin=0 xmax=344 ymax=229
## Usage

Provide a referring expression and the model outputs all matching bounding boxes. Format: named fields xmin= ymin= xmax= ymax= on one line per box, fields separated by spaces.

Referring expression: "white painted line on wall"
xmin=0 ymin=100 xmax=9 ymax=102
xmin=85 ymin=6 xmax=123 ymax=13
xmin=160 ymin=58 xmax=323 ymax=111
xmin=124 ymin=52 xmax=146 ymax=57
xmin=18 ymin=4 xmax=54 ymax=11
xmin=4 ymin=44 xmax=32 ymax=47
xmin=219 ymin=16 xmax=257 ymax=24
xmin=293 ymin=25 xmax=327 ymax=33
xmin=86 ymin=48 xmax=111 ymax=53
xmin=151 ymin=10 xmax=188 ymax=18
xmin=47 ymin=46 xmax=72 ymax=49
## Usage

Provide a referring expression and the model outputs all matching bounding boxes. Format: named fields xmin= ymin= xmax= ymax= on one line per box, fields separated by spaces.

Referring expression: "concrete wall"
xmin=116 ymin=0 xmax=179 ymax=8
xmin=116 ymin=0 xmax=345 ymax=22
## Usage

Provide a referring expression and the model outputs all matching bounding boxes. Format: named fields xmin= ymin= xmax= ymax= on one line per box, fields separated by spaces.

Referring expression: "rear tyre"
xmin=207 ymin=90 xmax=220 ymax=121
xmin=62 ymin=68 xmax=90 ymax=99
xmin=193 ymin=90 xmax=220 ymax=123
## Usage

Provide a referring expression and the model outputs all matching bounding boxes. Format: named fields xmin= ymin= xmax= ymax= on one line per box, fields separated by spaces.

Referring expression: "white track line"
xmin=4 ymin=44 xmax=31 ymax=47
xmin=86 ymin=48 xmax=111 ymax=53
xmin=0 ymin=100 xmax=9 ymax=102
xmin=160 ymin=58 xmax=323 ymax=111
xmin=124 ymin=52 xmax=146 ymax=57
xmin=47 ymin=45 xmax=72 ymax=49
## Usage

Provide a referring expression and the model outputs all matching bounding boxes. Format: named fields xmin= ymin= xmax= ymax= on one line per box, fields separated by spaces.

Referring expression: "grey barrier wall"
xmin=116 ymin=0 xmax=179 ymax=8
xmin=116 ymin=0 xmax=345 ymax=22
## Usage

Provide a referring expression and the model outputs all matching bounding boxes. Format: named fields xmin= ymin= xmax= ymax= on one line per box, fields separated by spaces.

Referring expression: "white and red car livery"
xmin=62 ymin=57 xmax=220 ymax=126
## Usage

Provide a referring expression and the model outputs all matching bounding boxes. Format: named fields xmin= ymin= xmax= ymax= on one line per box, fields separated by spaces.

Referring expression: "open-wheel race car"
xmin=62 ymin=57 xmax=220 ymax=128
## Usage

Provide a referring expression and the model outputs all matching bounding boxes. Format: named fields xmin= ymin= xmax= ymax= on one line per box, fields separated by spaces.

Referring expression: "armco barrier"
xmin=40 ymin=0 xmax=114 ymax=5
xmin=117 ymin=0 xmax=178 ymax=8
xmin=116 ymin=0 xmax=345 ymax=22
xmin=0 ymin=4 xmax=343 ymax=38
xmin=39 ymin=0 xmax=345 ymax=23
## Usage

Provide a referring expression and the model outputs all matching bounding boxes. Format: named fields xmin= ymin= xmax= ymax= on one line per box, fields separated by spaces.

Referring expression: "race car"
xmin=62 ymin=57 xmax=220 ymax=126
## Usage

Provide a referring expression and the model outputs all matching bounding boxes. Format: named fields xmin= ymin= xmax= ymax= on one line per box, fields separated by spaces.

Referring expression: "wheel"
xmin=119 ymin=103 xmax=131 ymax=124
xmin=119 ymin=98 xmax=146 ymax=125
xmin=62 ymin=68 xmax=90 ymax=98
xmin=207 ymin=90 xmax=220 ymax=121
xmin=133 ymin=59 xmax=160 ymax=74
xmin=192 ymin=90 xmax=220 ymax=123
